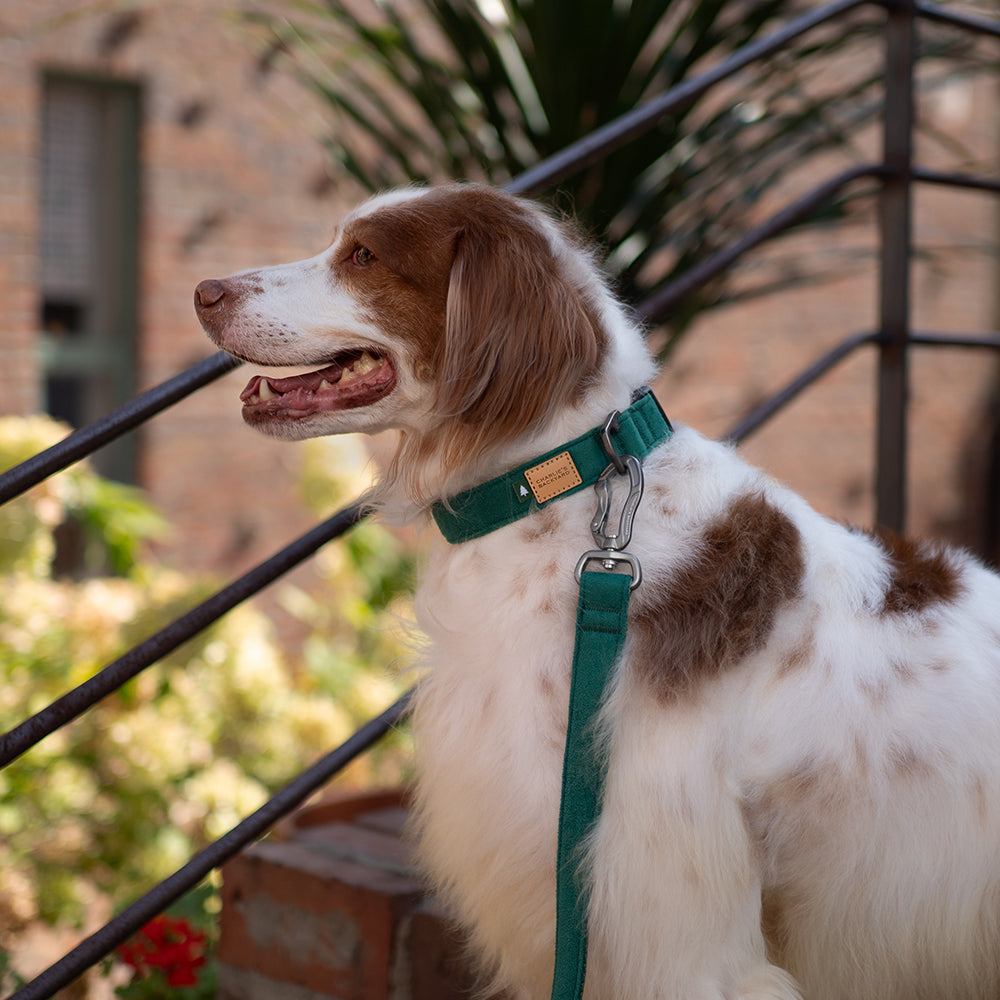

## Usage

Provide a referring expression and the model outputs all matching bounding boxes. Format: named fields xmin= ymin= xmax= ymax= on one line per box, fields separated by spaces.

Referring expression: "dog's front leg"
xmin=581 ymin=714 xmax=803 ymax=1000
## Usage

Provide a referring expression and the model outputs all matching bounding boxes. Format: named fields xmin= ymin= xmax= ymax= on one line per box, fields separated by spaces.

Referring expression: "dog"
xmin=196 ymin=183 xmax=1000 ymax=1000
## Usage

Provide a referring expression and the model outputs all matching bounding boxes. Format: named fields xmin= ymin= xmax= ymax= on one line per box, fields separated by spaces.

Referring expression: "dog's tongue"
xmin=239 ymin=360 xmax=345 ymax=402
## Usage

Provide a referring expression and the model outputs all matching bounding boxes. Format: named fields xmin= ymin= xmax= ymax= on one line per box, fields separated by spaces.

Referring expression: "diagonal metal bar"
xmin=3 ymin=689 xmax=413 ymax=1000
xmin=725 ymin=331 xmax=879 ymax=444
xmin=636 ymin=164 xmax=886 ymax=324
xmin=0 ymin=501 xmax=366 ymax=770
xmin=0 ymin=351 xmax=242 ymax=505
xmin=505 ymin=0 xmax=876 ymax=198
xmin=914 ymin=0 xmax=1000 ymax=39
xmin=726 ymin=328 xmax=1000 ymax=445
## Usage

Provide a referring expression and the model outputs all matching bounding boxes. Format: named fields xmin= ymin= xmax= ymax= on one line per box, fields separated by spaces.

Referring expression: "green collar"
xmin=432 ymin=389 xmax=672 ymax=544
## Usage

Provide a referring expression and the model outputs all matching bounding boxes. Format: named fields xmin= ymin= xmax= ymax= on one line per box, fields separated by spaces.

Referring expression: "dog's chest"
xmin=410 ymin=507 xmax=593 ymax=894
xmin=413 ymin=518 xmax=583 ymax=751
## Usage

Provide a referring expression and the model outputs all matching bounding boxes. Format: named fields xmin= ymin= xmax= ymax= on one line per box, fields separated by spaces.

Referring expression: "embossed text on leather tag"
xmin=523 ymin=451 xmax=582 ymax=504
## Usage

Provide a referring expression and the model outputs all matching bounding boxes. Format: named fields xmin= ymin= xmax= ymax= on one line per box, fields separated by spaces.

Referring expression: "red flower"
xmin=116 ymin=915 xmax=207 ymax=988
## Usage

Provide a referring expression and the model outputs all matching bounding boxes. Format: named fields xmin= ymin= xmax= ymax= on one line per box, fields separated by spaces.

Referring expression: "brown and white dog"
xmin=196 ymin=183 xmax=1000 ymax=1000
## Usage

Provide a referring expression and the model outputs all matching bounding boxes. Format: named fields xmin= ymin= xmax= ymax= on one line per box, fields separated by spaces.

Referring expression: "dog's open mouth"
xmin=239 ymin=349 xmax=396 ymax=418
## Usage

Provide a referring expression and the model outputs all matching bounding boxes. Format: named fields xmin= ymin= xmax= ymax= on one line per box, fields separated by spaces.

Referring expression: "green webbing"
xmin=432 ymin=390 xmax=671 ymax=544
xmin=550 ymin=568 xmax=633 ymax=1000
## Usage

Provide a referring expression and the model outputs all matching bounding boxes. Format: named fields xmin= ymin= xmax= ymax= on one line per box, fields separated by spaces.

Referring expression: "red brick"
xmin=218 ymin=790 xmax=495 ymax=1000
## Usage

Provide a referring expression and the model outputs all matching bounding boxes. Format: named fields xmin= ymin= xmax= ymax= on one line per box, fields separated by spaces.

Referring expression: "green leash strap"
xmin=430 ymin=393 xmax=667 ymax=1000
xmin=550 ymin=568 xmax=633 ymax=1000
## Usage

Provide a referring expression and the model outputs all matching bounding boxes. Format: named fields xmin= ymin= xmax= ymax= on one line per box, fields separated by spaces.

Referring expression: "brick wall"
xmin=217 ymin=790 xmax=489 ymax=1000
xmin=1 ymin=0 xmax=365 ymax=580
xmin=2 ymin=2 xmax=996 ymax=577
xmin=657 ymin=69 xmax=1000 ymax=555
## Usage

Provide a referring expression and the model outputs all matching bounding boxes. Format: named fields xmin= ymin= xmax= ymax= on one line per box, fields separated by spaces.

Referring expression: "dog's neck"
xmin=431 ymin=388 xmax=672 ymax=544
xmin=374 ymin=314 xmax=658 ymax=522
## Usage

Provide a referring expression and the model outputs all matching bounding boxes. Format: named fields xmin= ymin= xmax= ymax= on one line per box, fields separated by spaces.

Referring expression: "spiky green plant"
xmin=247 ymin=0 xmax=991 ymax=350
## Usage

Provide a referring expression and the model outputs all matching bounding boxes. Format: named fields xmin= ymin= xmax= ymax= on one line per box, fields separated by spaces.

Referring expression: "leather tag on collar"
xmin=524 ymin=451 xmax=582 ymax=503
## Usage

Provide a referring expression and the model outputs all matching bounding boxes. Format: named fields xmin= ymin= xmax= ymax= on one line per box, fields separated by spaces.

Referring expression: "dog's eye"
xmin=352 ymin=246 xmax=376 ymax=267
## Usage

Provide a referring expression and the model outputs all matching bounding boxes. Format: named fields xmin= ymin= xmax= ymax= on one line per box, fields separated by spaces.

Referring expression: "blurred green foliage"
xmin=0 ymin=417 xmax=414 ymax=949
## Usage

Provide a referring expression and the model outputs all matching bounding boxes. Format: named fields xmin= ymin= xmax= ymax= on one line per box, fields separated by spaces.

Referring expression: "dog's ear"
xmin=434 ymin=199 xmax=604 ymax=464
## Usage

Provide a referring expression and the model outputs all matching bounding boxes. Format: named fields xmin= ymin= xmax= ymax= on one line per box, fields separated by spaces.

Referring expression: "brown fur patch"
xmin=631 ymin=492 xmax=804 ymax=702
xmin=347 ymin=185 xmax=608 ymax=495
xmin=887 ymin=741 xmax=935 ymax=779
xmin=775 ymin=628 xmax=816 ymax=680
xmin=520 ymin=505 xmax=560 ymax=543
xmin=874 ymin=529 xmax=962 ymax=615
xmin=757 ymin=757 xmax=855 ymax=836
xmin=540 ymin=560 xmax=560 ymax=580
xmin=772 ymin=759 xmax=823 ymax=807
xmin=538 ymin=672 xmax=557 ymax=700
xmin=852 ymin=733 xmax=871 ymax=778
xmin=760 ymin=890 xmax=792 ymax=968
xmin=890 ymin=659 xmax=917 ymax=684
xmin=858 ymin=674 xmax=890 ymax=707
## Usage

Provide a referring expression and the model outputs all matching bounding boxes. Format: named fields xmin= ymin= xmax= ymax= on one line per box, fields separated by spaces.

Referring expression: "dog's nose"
xmin=194 ymin=278 xmax=226 ymax=311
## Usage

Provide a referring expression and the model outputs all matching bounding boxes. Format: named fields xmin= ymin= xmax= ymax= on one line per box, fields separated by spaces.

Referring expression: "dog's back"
xmin=413 ymin=419 xmax=1000 ymax=1000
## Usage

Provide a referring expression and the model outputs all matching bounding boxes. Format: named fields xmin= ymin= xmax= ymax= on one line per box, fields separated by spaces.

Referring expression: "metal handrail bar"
xmin=726 ymin=328 xmax=1000 ymax=445
xmin=4 ymin=690 xmax=413 ymax=1000
xmin=908 ymin=330 xmax=1000 ymax=349
xmin=3 ymin=0 xmax=999 ymax=996
xmin=0 ymin=351 xmax=241 ymax=506
xmin=912 ymin=166 xmax=1000 ymax=196
xmin=505 ymin=0 xmax=876 ymax=198
xmin=724 ymin=331 xmax=1000 ymax=444
xmin=915 ymin=0 xmax=1000 ymax=39
xmin=0 ymin=501 xmax=365 ymax=769
xmin=726 ymin=331 xmax=880 ymax=444
xmin=636 ymin=170 xmax=1000 ymax=330
xmin=636 ymin=164 xmax=886 ymax=324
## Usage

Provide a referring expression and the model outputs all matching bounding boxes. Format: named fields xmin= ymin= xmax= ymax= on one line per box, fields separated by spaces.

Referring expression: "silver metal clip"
xmin=574 ymin=549 xmax=643 ymax=590
xmin=574 ymin=427 xmax=645 ymax=591
xmin=590 ymin=455 xmax=643 ymax=552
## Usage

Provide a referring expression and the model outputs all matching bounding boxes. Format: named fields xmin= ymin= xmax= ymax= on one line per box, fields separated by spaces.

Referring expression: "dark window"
xmin=39 ymin=74 xmax=141 ymax=484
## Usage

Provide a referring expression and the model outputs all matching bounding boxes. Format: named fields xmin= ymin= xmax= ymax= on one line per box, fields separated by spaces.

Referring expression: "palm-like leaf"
xmin=246 ymin=0 xmax=988 ymax=348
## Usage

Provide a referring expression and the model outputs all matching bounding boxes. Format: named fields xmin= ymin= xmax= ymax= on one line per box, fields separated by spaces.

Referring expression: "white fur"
xmin=197 ymin=184 xmax=1000 ymax=999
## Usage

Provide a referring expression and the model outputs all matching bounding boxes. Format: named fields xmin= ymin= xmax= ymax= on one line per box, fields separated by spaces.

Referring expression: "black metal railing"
xmin=2 ymin=1 xmax=999 ymax=997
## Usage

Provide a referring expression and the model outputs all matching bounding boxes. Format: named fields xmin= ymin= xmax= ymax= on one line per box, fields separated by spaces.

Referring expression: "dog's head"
xmin=195 ymin=184 xmax=644 ymax=499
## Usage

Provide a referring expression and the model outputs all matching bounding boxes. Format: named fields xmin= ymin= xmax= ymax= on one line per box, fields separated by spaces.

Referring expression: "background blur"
xmin=1 ymin=0 xmax=998 ymax=995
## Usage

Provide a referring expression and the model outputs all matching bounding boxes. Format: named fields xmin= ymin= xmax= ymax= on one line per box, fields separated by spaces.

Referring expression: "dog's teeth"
xmin=258 ymin=380 xmax=277 ymax=401
xmin=354 ymin=352 xmax=378 ymax=375
xmin=319 ymin=379 xmax=334 ymax=391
